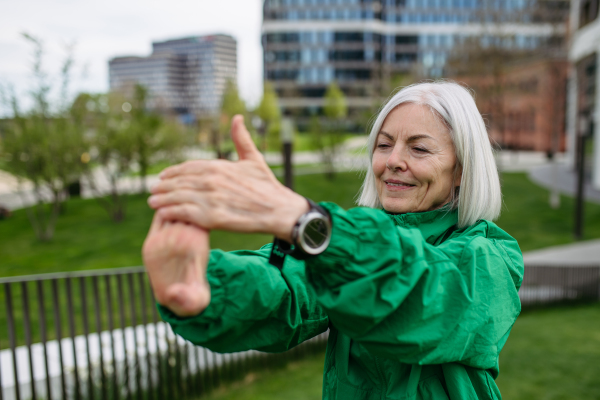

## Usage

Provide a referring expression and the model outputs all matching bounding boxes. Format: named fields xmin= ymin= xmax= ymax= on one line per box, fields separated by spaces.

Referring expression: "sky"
xmin=0 ymin=0 xmax=264 ymax=114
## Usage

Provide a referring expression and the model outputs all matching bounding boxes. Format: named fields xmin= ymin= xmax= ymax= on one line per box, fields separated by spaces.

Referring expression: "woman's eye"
xmin=413 ymin=147 xmax=428 ymax=153
xmin=377 ymin=143 xmax=391 ymax=149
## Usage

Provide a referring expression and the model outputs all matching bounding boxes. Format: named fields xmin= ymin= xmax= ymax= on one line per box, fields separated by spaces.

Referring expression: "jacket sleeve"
xmin=158 ymin=245 xmax=329 ymax=353
xmin=305 ymin=202 xmax=524 ymax=370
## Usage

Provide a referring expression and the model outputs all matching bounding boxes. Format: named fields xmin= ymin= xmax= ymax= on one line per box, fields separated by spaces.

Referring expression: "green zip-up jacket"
xmin=159 ymin=203 xmax=524 ymax=399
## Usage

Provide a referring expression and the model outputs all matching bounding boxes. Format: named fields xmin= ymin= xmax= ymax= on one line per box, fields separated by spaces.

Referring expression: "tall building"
xmin=261 ymin=0 xmax=569 ymax=117
xmin=567 ymin=0 xmax=600 ymax=190
xmin=109 ymin=34 xmax=237 ymax=118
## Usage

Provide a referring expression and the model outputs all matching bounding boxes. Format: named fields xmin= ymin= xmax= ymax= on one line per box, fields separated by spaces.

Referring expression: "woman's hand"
xmin=147 ymin=115 xmax=309 ymax=243
xmin=142 ymin=212 xmax=211 ymax=317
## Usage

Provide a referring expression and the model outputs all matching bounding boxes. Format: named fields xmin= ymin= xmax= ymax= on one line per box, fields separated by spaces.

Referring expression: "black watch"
xmin=269 ymin=198 xmax=332 ymax=267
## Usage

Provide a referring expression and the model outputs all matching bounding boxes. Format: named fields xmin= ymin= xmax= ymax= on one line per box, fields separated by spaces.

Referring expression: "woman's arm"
xmin=142 ymin=210 xmax=328 ymax=353
xmin=158 ymin=246 xmax=329 ymax=353
xmin=305 ymin=203 xmax=524 ymax=370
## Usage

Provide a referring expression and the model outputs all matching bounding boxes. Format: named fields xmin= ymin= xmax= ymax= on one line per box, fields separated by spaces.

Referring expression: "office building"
xmin=261 ymin=0 xmax=569 ymax=116
xmin=566 ymin=0 xmax=600 ymax=190
xmin=109 ymin=34 xmax=237 ymax=117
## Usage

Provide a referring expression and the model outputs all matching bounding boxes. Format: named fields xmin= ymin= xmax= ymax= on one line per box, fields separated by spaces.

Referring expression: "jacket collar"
xmin=384 ymin=206 xmax=459 ymax=245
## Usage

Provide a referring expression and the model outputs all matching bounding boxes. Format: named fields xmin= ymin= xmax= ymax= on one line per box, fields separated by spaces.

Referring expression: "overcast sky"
xmin=0 ymin=0 xmax=264 ymax=114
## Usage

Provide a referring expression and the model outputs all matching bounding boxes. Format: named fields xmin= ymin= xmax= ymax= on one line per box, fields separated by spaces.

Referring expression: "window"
xmin=396 ymin=35 xmax=419 ymax=44
xmin=580 ymin=0 xmax=599 ymax=28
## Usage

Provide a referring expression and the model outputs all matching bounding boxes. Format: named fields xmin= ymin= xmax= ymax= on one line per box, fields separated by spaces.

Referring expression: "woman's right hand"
xmin=142 ymin=212 xmax=211 ymax=317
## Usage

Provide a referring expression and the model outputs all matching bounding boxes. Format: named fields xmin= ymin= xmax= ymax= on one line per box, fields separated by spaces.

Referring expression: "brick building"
xmin=459 ymin=58 xmax=568 ymax=153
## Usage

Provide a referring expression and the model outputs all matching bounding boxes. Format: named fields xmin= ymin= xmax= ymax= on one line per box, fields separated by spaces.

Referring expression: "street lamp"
xmin=280 ymin=117 xmax=294 ymax=190
xmin=574 ymin=115 xmax=592 ymax=240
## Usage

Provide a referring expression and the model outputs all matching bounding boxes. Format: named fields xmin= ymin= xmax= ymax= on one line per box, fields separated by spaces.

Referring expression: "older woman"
xmin=143 ymin=81 xmax=523 ymax=399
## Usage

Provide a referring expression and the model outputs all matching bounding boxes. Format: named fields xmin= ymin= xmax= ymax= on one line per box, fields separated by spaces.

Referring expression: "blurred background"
xmin=0 ymin=0 xmax=599 ymax=399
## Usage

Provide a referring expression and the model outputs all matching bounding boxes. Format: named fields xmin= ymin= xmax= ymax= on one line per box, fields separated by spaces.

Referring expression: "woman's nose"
xmin=385 ymin=147 xmax=408 ymax=171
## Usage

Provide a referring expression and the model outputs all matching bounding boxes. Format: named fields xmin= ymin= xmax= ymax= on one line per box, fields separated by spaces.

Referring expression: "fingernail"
xmin=148 ymin=195 xmax=158 ymax=207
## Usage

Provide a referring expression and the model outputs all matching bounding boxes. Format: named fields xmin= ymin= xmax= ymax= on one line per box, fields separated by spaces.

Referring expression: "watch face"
xmin=303 ymin=218 xmax=330 ymax=249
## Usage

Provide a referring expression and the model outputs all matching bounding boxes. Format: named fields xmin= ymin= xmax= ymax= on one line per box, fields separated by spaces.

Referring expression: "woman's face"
xmin=372 ymin=103 xmax=461 ymax=214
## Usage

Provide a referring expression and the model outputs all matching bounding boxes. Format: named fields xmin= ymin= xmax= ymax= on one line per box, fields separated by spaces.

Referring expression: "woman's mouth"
xmin=384 ymin=180 xmax=416 ymax=190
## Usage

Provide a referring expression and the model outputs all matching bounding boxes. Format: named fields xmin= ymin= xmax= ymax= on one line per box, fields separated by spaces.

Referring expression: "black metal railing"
xmin=0 ymin=268 xmax=328 ymax=400
xmin=0 ymin=264 xmax=598 ymax=400
xmin=519 ymin=264 xmax=600 ymax=306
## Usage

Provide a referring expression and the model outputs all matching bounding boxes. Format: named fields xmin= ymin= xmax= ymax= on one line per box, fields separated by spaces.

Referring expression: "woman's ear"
xmin=454 ymin=164 xmax=463 ymax=187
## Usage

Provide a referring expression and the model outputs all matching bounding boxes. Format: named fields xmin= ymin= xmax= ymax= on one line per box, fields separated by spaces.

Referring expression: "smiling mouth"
xmin=385 ymin=180 xmax=416 ymax=187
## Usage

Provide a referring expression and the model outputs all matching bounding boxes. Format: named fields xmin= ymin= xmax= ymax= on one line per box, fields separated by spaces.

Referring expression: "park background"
xmin=1 ymin=0 xmax=600 ymax=399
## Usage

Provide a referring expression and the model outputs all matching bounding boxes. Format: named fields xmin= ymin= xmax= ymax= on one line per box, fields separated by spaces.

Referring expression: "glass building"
xmin=262 ymin=0 xmax=569 ymax=116
xmin=109 ymin=34 xmax=237 ymax=118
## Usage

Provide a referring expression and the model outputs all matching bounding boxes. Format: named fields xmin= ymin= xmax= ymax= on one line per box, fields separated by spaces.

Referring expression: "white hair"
xmin=357 ymin=81 xmax=501 ymax=228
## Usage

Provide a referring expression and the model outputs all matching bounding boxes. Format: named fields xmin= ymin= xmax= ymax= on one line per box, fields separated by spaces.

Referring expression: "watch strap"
xmin=268 ymin=237 xmax=292 ymax=269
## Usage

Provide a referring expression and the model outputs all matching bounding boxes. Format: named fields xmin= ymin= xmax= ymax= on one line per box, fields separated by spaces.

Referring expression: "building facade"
xmin=567 ymin=0 xmax=600 ymax=190
xmin=261 ymin=0 xmax=569 ymax=117
xmin=460 ymin=59 xmax=568 ymax=153
xmin=109 ymin=34 xmax=237 ymax=117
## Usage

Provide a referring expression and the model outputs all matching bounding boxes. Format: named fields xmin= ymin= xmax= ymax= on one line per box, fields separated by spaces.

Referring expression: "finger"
xmin=151 ymin=176 xmax=213 ymax=195
xmin=159 ymin=159 xmax=216 ymax=180
xmin=157 ymin=204 xmax=209 ymax=228
xmin=148 ymin=211 xmax=163 ymax=234
xmin=148 ymin=189 xmax=201 ymax=209
xmin=231 ymin=115 xmax=263 ymax=162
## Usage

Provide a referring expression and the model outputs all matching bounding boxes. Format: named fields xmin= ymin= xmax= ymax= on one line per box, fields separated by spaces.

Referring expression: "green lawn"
xmin=0 ymin=171 xmax=363 ymax=277
xmin=1 ymin=171 xmax=599 ymax=277
xmin=196 ymin=304 xmax=600 ymax=400
xmin=496 ymin=173 xmax=600 ymax=251
xmin=200 ymin=353 xmax=326 ymax=400
xmin=0 ymin=173 xmax=600 ymax=276
xmin=496 ymin=304 xmax=600 ymax=399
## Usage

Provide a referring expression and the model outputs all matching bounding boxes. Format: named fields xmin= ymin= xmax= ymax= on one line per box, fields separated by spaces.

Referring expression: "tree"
xmin=81 ymin=92 xmax=137 ymax=222
xmin=314 ymin=81 xmax=348 ymax=180
xmin=255 ymin=81 xmax=281 ymax=152
xmin=0 ymin=33 xmax=88 ymax=241
xmin=217 ymin=79 xmax=246 ymax=159
xmin=129 ymin=85 xmax=188 ymax=193
xmin=323 ymin=81 xmax=348 ymax=121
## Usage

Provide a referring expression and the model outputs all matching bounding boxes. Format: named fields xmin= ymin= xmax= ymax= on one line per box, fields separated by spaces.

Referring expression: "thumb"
xmin=231 ymin=115 xmax=262 ymax=162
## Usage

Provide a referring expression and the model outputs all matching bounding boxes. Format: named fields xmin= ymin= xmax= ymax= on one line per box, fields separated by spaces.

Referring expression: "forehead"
xmin=379 ymin=103 xmax=450 ymax=142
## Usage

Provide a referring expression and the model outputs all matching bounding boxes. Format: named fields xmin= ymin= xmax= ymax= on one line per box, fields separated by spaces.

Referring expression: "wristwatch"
xmin=269 ymin=198 xmax=332 ymax=266
xmin=289 ymin=198 xmax=332 ymax=257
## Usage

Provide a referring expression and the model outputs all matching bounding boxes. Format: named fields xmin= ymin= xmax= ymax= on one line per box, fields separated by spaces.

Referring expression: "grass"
xmin=496 ymin=173 xmax=600 ymax=251
xmin=1 ymin=172 xmax=600 ymax=276
xmin=199 ymin=352 xmax=325 ymax=400
xmin=496 ymin=303 xmax=600 ymax=399
xmin=0 ymin=171 xmax=364 ymax=277
xmin=192 ymin=304 xmax=600 ymax=400
xmin=293 ymin=132 xmax=359 ymax=152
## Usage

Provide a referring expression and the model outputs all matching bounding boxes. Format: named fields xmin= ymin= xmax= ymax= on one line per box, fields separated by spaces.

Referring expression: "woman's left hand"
xmin=148 ymin=115 xmax=309 ymax=243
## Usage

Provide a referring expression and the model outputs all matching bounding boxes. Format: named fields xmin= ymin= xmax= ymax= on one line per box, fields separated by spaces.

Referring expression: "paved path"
xmin=528 ymin=162 xmax=600 ymax=204
xmin=522 ymin=239 xmax=600 ymax=266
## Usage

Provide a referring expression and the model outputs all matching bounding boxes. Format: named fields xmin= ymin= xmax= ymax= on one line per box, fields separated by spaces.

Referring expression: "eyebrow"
xmin=377 ymin=131 xmax=436 ymax=142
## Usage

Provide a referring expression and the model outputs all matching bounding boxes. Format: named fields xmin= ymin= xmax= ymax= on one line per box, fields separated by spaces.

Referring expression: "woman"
xmin=143 ymin=81 xmax=524 ymax=399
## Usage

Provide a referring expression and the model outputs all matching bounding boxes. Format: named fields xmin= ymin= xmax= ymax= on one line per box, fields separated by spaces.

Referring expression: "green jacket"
xmin=159 ymin=203 xmax=524 ymax=399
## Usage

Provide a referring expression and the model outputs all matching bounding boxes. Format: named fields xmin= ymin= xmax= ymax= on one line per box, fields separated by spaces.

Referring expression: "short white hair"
xmin=357 ymin=81 xmax=501 ymax=228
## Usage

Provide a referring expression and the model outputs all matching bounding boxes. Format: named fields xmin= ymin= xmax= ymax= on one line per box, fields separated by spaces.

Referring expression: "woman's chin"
xmin=381 ymin=199 xmax=414 ymax=214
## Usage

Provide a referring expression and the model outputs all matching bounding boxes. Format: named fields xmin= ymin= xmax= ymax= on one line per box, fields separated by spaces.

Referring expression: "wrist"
xmin=272 ymin=192 xmax=310 ymax=243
